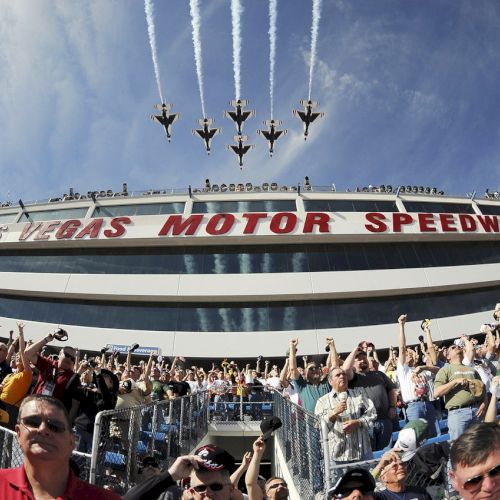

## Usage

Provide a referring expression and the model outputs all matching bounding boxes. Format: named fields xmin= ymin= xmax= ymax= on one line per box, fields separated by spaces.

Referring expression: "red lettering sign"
xmin=459 ymin=214 xmax=477 ymax=232
xmin=365 ymin=213 xmax=388 ymax=233
xmin=418 ymin=213 xmax=436 ymax=232
xmin=393 ymin=213 xmax=414 ymax=232
xmin=439 ymin=213 xmax=457 ymax=232
xmin=303 ymin=212 xmax=330 ymax=233
xmin=75 ymin=219 xmax=103 ymax=239
xmin=34 ymin=222 xmax=62 ymax=240
xmin=55 ymin=220 xmax=82 ymax=239
xmin=270 ymin=213 xmax=297 ymax=234
xmin=19 ymin=223 xmax=43 ymax=241
xmin=103 ymin=217 xmax=131 ymax=238
xmin=206 ymin=214 xmax=235 ymax=235
xmin=158 ymin=215 xmax=203 ymax=236
xmin=477 ymin=215 xmax=499 ymax=233
xmin=242 ymin=213 xmax=268 ymax=234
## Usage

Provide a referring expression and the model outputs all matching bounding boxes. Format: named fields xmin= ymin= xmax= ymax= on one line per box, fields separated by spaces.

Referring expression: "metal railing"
xmin=208 ymin=389 xmax=275 ymax=423
xmin=272 ymin=391 xmax=454 ymax=499
xmin=89 ymin=391 xmax=209 ymax=494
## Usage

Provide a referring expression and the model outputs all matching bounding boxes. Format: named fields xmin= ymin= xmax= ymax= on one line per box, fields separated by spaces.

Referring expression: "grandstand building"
xmin=0 ymin=182 xmax=499 ymax=359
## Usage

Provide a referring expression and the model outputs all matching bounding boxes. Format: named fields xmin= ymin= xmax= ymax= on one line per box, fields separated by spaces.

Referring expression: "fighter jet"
xmin=226 ymin=135 xmax=255 ymax=169
xmin=257 ymin=119 xmax=288 ymax=157
xmin=223 ymin=99 xmax=256 ymax=135
xmin=292 ymin=99 xmax=324 ymax=140
xmin=192 ymin=118 xmax=221 ymax=155
xmin=151 ymin=103 xmax=180 ymax=142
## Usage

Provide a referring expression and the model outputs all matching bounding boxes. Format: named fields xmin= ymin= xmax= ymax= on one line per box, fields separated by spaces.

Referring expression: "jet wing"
xmin=242 ymin=110 xmax=256 ymax=120
xmin=242 ymin=145 xmax=254 ymax=154
xmin=296 ymin=111 xmax=307 ymax=121
xmin=208 ymin=128 xmax=220 ymax=139
xmin=151 ymin=114 xmax=166 ymax=125
xmin=227 ymin=145 xmax=238 ymax=154
xmin=259 ymin=130 xmax=271 ymax=141
xmin=226 ymin=111 xmax=238 ymax=122
xmin=193 ymin=129 xmax=206 ymax=138
xmin=309 ymin=112 xmax=324 ymax=123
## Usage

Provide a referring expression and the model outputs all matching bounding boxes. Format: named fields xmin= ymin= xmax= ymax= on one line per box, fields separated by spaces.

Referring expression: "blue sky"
xmin=0 ymin=0 xmax=499 ymax=203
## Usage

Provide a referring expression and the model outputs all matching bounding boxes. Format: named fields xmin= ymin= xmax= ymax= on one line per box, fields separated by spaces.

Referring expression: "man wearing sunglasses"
xmin=24 ymin=331 xmax=81 ymax=413
xmin=449 ymin=422 xmax=500 ymax=500
xmin=0 ymin=394 xmax=119 ymax=499
xmin=327 ymin=468 xmax=375 ymax=499
xmin=124 ymin=444 xmax=240 ymax=500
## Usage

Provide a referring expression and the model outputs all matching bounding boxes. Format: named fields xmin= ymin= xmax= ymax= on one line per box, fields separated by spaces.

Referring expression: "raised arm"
xmin=23 ymin=332 xmax=55 ymax=364
xmin=17 ymin=323 xmax=32 ymax=375
xmin=342 ymin=346 xmax=362 ymax=381
xmin=288 ymin=338 xmax=299 ymax=380
xmin=279 ymin=358 xmax=290 ymax=388
xmin=398 ymin=314 xmax=407 ymax=366
xmin=424 ymin=322 xmax=437 ymax=366
xmin=245 ymin=437 xmax=265 ymax=500
xmin=325 ymin=337 xmax=337 ymax=371
xmin=6 ymin=336 xmax=19 ymax=364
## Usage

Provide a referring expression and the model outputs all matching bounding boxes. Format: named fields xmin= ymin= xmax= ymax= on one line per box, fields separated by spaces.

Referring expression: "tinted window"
xmin=303 ymin=200 xmax=399 ymax=212
xmin=28 ymin=208 xmax=88 ymax=221
xmin=192 ymin=200 xmax=296 ymax=213
xmin=404 ymin=202 xmax=474 ymax=214
xmin=3 ymin=285 xmax=496 ymax=331
xmin=93 ymin=203 xmax=184 ymax=217
xmin=477 ymin=204 xmax=500 ymax=215
xmin=0 ymin=241 xmax=499 ymax=274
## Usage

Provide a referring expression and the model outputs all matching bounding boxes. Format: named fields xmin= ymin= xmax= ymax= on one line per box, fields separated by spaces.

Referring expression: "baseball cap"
xmin=394 ymin=418 xmax=428 ymax=462
xmin=260 ymin=416 xmax=282 ymax=442
xmin=142 ymin=456 xmax=159 ymax=468
xmin=328 ymin=468 xmax=375 ymax=499
xmin=195 ymin=445 xmax=236 ymax=473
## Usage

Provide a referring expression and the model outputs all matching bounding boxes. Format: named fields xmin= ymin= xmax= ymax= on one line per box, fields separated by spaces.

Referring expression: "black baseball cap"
xmin=260 ymin=416 xmax=282 ymax=442
xmin=328 ymin=468 xmax=375 ymax=499
xmin=195 ymin=445 xmax=236 ymax=473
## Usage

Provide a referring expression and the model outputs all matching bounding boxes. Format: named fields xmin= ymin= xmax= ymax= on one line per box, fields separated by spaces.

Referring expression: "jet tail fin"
xmin=230 ymin=99 xmax=249 ymax=107
xmin=300 ymin=99 xmax=319 ymax=108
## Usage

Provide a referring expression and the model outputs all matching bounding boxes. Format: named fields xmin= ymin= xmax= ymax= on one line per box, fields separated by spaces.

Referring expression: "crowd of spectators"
xmin=0 ymin=302 xmax=498 ymax=498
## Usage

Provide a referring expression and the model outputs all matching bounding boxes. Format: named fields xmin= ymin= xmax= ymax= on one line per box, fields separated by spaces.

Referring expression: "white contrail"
xmin=189 ymin=0 xmax=206 ymax=118
xmin=308 ymin=0 xmax=323 ymax=100
xmin=269 ymin=0 xmax=277 ymax=118
xmin=231 ymin=0 xmax=243 ymax=100
xmin=144 ymin=0 xmax=164 ymax=103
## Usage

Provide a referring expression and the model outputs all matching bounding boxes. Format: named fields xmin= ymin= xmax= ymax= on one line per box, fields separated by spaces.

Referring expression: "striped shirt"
xmin=314 ymin=388 xmax=376 ymax=462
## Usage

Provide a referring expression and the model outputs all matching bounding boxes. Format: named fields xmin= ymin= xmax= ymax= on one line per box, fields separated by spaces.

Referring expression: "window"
xmin=192 ymin=200 xmax=296 ymax=213
xmin=92 ymin=203 xmax=184 ymax=217
xmin=27 ymin=208 xmax=88 ymax=222
xmin=303 ymin=200 xmax=399 ymax=212
xmin=403 ymin=202 xmax=474 ymax=214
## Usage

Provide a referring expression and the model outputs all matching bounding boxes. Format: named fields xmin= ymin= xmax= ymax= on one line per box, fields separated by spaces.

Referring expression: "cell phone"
xmin=418 ymin=335 xmax=424 ymax=343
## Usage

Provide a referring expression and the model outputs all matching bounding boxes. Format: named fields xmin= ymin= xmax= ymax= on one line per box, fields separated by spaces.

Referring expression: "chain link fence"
xmin=0 ymin=425 xmax=92 ymax=482
xmin=89 ymin=391 xmax=209 ymax=494
xmin=208 ymin=389 xmax=274 ymax=423
xmin=272 ymin=391 xmax=455 ymax=499
xmin=272 ymin=392 xmax=326 ymax=499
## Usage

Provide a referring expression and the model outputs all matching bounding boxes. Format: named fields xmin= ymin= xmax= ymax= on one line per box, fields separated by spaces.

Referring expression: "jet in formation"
xmin=192 ymin=118 xmax=221 ymax=155
xmin=227 ymin=135 xmax=255 ymax=169
xmin=257 ymin=119 xmax=287 ymax=157
xmin=292 ymin=99 xmax=324 ymax=140
xmin=224 ymin=99 xmax=256 ymax=135
xmin=151 ymin=103 xmax=180 ymax=142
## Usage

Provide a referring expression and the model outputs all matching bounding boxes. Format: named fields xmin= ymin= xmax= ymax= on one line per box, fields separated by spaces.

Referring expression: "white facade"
xmin=0 ymin=187 xmax=499 ymax=358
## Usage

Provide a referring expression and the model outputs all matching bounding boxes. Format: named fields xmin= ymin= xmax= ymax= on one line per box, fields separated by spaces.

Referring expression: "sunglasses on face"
xmin=20 ymin=415 xmax=67 ymax=434
xmin=462 ymin=464 xmax=500 ymax=491
xmin=191 ymin=482 xmax=229 ymax=493
xmin=62 ymin=351 xmax=76 ymax=363
xmin=333 ymin=487 xmax=374 ymax=499
xmin=267 ymin=482 xmax=288 ymax=490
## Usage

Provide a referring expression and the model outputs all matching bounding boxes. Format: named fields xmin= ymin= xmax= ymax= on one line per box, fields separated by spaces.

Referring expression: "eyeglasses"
xmin=333 ymin=487 xmax=374 ymax=498
xmin=20 ymin=415 xmax=67 ymax=434
xmin=191 ymin=482 xmax=229 ymax=493
xmin=463 ymin=464 xmax=500 ymax=491
xmin=62 ymin=351 xmax=76 ymax=363
xmin=267 ymin=482 xmax=288 ymax=490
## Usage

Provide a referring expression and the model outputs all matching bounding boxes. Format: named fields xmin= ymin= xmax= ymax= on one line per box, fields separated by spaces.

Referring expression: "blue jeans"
xmin=406 ymin=400 xmax=439 ymax=438
xmin=447 ymin=405 xmax=480 ymax=441
xmin=371 ymin=418 xmax=393 ymax=451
